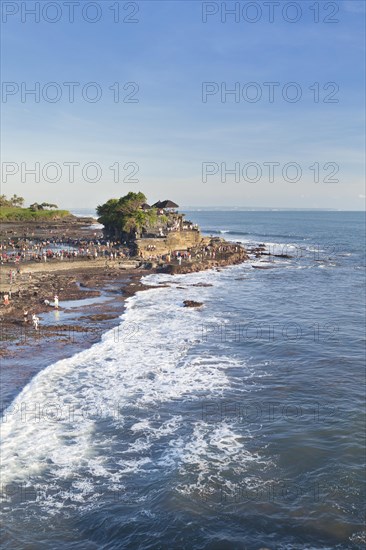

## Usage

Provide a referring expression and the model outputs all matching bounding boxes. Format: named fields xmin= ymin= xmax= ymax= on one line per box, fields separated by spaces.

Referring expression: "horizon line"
xmin=67 ymin=206 xmax=365 ymax=213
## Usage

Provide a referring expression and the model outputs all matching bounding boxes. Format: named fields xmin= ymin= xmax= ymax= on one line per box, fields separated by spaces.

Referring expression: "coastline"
xmin=1 ymin=212 xmax=364 ymax=549
xmin=0 ymin=230 xmax=249 ymax=409
xmin=0 ymin=264 xmax=152 ymax=408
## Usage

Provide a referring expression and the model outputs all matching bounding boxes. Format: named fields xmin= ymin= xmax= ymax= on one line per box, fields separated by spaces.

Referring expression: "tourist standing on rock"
xmin=32 ymin=314 xmax=39 ymax=331
xmin=23 ymin=310 xmax=29 ymax=323
xmin=4 ymin=294 xmax=9 ymax=306
xmin=54 ymin=295 xmax=59 ymax=309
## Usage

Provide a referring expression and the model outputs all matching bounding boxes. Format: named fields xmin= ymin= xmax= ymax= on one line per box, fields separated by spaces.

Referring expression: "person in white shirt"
xmin=32 ymin=314 xmax=39 ymax=331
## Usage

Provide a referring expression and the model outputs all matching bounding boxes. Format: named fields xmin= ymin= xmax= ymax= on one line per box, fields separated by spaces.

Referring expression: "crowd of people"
xmin=1 ymin=235 xmax=244 ymax=333
xmin=0 ymin=237 xmax=131 ymax=265
xmin=142 ymin=241 xmax=244 ymax=264
xmin=1 ymin=236 xmax=244 ymax=267
xmin=3 ymin=291 xmax=60 ymax=332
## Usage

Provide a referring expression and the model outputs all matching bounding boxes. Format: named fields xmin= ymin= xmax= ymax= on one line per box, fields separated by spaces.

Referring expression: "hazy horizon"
xmin=67 ymin=205 xmax=365 ymax=213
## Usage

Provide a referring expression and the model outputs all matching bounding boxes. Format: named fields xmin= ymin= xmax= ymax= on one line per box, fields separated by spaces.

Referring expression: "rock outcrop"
xmin=135 ymin=230 xmax=202 ymax=259
xmin=183 ymin=300 xmax=203 ymax=308
xmin=159 ymin=250 xmax=247 ymax=274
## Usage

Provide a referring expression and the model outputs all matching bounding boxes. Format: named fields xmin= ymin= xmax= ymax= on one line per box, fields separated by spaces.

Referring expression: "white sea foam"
xmin=0 ymin=268 xmax=266 ymax=511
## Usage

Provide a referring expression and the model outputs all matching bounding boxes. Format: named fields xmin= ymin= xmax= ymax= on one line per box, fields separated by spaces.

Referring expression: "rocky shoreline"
xmin=0 ymin=217 xmax=249 ymax=327
xmin=0 ymin=216 xmax=97 ymax=241
xmin=0 ymin=263 xmax=156 ymax=408
xmin=0 ymin=218 xmax=252 ymax=408
xmin=0 ymin=249 xmax=248 ymax=349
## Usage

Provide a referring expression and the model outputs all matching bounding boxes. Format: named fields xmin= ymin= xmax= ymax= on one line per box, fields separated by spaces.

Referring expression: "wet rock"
xmin=81 ymin=314 xmax=117 ymax=322
xmin=118 ymin=260 xmax=141 ymax=269
xmin=143 ymin=262 xmax=157 ymax=269
xmin=183 ymin=300 xmax=203 ymax=308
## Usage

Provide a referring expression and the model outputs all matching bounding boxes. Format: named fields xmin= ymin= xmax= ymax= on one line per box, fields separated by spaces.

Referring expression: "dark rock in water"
xmin=144 ymin=261 xmax=157 ymax=269
xmin=252 ymin=265 xmax=276 ymax=269
xmin=259 ymin=252 xmax=292 ymax=259
xmin=191 ymin=283 xmax=213 ymax=287
xmin=81 ymin=314 xmax=116 ymax=322
xmin=183 ymin=300 xmax=203 ymax=308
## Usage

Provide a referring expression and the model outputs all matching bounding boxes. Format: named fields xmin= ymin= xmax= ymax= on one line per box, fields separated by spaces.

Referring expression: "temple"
xmin=133 ymin=199 xmax=202 ymax=258
xmin=97 ymin=193 xmax=207 ymax=259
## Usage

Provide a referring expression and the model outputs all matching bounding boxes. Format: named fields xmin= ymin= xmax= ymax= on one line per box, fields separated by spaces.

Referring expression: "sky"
xmin=1 ymin=0 xmax=365 ymax=209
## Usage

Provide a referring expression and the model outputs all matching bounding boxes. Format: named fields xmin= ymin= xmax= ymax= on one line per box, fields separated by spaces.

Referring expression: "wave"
xmin=0 ymin=269 xmax=266 ymax=513
xmin=202 ymin=229 xmax=250 ymax=236
xmin=202 ymin=228 xmax=306 ymax=240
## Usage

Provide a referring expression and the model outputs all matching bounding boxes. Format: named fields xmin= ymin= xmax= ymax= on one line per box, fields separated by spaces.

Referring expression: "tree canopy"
xmin=97 ymin=192 xmax=160 ymax=237
xmin=0 ymin=195 xmax=59 ymax=210
xmin=0 ymin=194 xmax=25 ymax=208
xmin=30 ymin=202 xmax=59 ymax=211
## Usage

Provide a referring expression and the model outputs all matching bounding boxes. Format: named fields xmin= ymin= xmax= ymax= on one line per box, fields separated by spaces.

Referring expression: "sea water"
xmin=1 ymin=211 xmax=365 ymax=549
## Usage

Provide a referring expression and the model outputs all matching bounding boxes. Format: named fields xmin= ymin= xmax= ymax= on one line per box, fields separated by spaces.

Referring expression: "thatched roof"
xmin=159 ymin=200 xmax=179 ymax=208
xmin=140 ymin=203 xmax=151 ymax=210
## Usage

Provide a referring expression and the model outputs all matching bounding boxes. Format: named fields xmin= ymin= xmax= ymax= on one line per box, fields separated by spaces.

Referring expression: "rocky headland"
xmin=0 ymin=214 xmax=252 ymax=398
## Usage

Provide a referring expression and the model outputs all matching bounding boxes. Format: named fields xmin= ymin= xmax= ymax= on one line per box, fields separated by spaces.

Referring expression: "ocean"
xmin=1 ymin=211 xmax=365 ymax=549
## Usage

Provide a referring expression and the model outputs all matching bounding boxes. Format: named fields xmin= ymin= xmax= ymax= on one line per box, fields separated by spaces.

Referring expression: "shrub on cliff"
xmin=97 ymin=192 xmax=159 ymax=238
xmin=0 ymin=194 xmax=25 ymax=208
xmin=0 ymin=207 xmax=70 ymax=221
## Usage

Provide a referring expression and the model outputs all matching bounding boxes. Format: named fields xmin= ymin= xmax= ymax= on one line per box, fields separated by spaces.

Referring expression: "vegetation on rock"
xmin=30 ymin=202 xmax=59 ymax=211
xmin=0 ymin=207 xmax=70 ymax=221
xmin=0 ymin=194 xmax=69 ymax=221
xmin=97 ymin=192 xmax=164 ymax=238
xmin=0 ymin=194 xmax=25 ymax=208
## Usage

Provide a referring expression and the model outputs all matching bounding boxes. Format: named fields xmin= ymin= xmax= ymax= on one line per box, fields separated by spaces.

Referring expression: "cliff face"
xmin=159 ymin=250 xmax=248 ymax=274
xmin=135 ymin=230 xmax=202 ymax=258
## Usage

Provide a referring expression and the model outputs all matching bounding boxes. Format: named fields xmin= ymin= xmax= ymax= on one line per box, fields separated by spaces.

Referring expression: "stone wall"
xmin=135 ymin=230 xmax=203 ymax=258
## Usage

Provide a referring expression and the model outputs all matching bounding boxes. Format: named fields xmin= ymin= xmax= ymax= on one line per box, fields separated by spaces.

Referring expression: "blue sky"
xmin=1 ymin=0 xmax=365 ymax=209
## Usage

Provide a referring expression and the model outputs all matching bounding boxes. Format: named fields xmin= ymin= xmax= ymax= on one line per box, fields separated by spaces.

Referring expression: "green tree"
xmin=10 ymin=194 xmax=25 ymax=207
xmin=0 ymin=195 xmax=11 ymax=207
xmin=97 ymin=192 xmax=159 ymax=238
xmin=30 ymin=203 xmax=42 ymax=211
xmin=0 ymin=194 xmax=25 ymax=208
xmin=41 ymin=202 xmax=58 ymax=209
